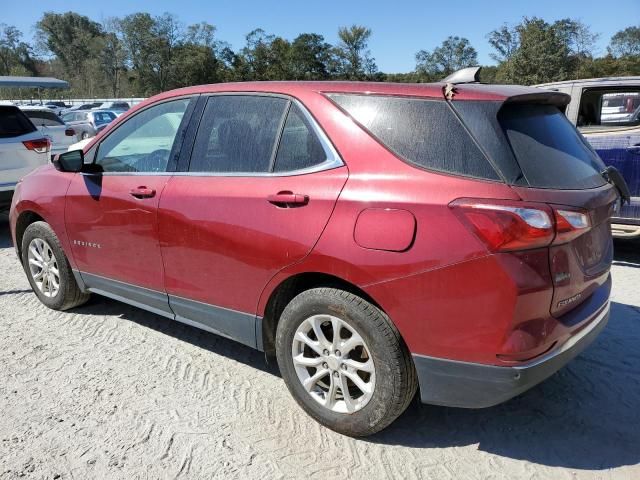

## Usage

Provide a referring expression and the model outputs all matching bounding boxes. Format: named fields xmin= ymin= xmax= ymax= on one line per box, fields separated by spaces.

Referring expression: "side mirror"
xmin=53 ymin=149 xmax=84 ymax=172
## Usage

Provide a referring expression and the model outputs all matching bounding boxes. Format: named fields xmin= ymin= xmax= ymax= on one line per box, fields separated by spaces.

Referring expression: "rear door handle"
xmin=267 ymin=191 xmax=309 ymax=207
xmin=129 ymin=186 xmax=156 ymax=199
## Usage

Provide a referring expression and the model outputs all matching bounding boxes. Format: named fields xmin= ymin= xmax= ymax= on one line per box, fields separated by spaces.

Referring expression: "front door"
xmin=158 ymin=95 xmax=348 ymax=347
xmin=65 ymin=97 xmax=195 ymax=310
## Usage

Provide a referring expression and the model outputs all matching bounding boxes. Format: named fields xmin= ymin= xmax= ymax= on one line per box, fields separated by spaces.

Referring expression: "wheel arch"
xmin=14 ymin=210 xmax=46 ymax=258
xmin=260 ymin=271 xmax=385 ymax=359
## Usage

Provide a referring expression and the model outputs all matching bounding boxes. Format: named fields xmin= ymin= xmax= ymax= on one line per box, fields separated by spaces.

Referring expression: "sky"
xmin=2 ymin=0 xmax=639 ymax=73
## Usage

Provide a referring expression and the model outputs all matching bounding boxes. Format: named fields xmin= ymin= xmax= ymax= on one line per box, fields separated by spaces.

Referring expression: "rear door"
xmin=158 ymin=94 xmax=347 ymax=347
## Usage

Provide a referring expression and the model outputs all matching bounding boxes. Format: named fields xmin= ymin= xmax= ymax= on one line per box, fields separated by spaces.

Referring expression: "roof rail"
xmin=442 ymin=67 xmax=482 ymax=84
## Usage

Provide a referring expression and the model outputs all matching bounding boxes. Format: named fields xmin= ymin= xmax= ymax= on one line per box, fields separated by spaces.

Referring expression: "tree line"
xmin=0 ymin=11 xmax=638 ymax=99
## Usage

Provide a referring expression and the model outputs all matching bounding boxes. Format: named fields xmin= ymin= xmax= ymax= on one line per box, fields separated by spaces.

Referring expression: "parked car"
xmin=61 ymin=110 xmax=117 ymax=139
xmin=92 ymin=101 xmax=130 ymax=116
xmin=20 ymin=106 xmax=78 ymax=156
xmin=44 ymin=101 xmax=69 ymax=116
xmin=60 ymin=102 xmax=102 ymax=116
xmin=10 ymin=76 xmax=620 ymax=436
xmin=0 ymin=105 xmax=50 ymax=210
xmin=536 ymin=76 xmax=640 ymax=238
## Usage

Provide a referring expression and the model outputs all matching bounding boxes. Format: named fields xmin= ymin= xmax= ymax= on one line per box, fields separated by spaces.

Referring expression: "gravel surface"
xmin=0 ymin=212 xmax=639 ymax=480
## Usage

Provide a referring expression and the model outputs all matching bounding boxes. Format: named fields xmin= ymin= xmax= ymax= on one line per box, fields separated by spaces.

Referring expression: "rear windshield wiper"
xmin=601 ymin=166 xmax=631 ymax=205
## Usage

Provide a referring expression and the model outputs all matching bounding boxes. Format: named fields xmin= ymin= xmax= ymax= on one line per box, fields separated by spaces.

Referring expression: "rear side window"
xmin=24 ymin=110 xmax=64 ymax=127
xmin=499 ymin=104 xmax=606 ymax=189
xmin=190 ymin=96 xmax=288 ymax=173
xmin=0 ymin=106 xmax=36 ymax=138
xmin=328 ymin=94 xmax=499 ymax=180
xmin=273 ymin=104 xmax=327 ymax=172
xmin=93 ymin=112 xmax=115 ymax=124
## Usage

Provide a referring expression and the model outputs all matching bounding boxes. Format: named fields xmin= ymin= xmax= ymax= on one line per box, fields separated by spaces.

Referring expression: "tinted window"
xmin=499 ymin=104 xmax=606 ymax=189
xmin=273 ymin=104 xmax=326 ymax=172
xmin=190 ymin=96 xmax=288 ymax=173
xmin=96 ymin=99 xmax=190 ymax=173
xmin=93 ymin=112 xmax=115 ymax=125
xmin=0 ymin=106 xmax=36 ymax=138
xmin=578 ymin=88 xmax=640 ymax=128
xmin=329 ymin=94 xmax=499 ymax=180
xmin=24 ymin=110 xmax=64 ymax=127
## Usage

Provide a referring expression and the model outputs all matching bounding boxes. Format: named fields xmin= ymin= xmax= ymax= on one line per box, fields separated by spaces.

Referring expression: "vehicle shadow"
xmin=0 ymin=213 xmax=12 ymax=248
xmin=371 ymin=299 xmax=640 ymax=470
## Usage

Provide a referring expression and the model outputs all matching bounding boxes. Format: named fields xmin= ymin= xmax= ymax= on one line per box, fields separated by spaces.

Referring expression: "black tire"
xmin=21 ymin=221 xmax=90 ymax=310
xmin=276 ymin=288 xmax=417 ymax=437
xmin=81 ymin=131 xmax=89 ymax=140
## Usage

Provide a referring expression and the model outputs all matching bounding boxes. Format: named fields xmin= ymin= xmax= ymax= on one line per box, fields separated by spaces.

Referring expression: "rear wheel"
xmin=22 ymin=221 xmax=90 ymax=310
xmin=276 ymin=288 xmax=417 ymax=437
xmin=81 ymin=131 xmax=89 ymax=140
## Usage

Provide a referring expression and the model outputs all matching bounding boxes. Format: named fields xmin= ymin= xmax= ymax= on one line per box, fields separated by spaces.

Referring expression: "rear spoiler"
xmin=503 ymin=92 xmax=571 ymax=108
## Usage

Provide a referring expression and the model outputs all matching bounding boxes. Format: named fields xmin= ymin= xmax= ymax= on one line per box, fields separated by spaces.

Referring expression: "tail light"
xmin=65 ymin=128 xmax=75 ymax=137
xmin=553 ymin=208 xmax=591 ymax=244
xmin=22 ymin=138 xmax=51 ymax=154
xmin=450 ymin=199 xmax=554 ymax=252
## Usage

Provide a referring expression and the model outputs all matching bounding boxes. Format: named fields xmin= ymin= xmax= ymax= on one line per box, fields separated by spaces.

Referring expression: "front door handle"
xmin=129 ymin=186 xmax=156 ymax=199
xmin=267 ymin=191 xmax=309 ymax=207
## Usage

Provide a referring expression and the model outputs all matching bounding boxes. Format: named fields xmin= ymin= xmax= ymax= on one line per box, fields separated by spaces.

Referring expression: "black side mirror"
xmin=53 ymin=149 xmax=84 ymax=172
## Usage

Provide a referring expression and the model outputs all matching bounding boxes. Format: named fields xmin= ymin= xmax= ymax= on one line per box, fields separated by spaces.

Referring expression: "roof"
xmin=535 ymin=76 xmax=640 ymax=88
xmin=0 ymin=76 xmax=69 ymax=89
xmin=143 ymin=80 xmax=555 ymax=104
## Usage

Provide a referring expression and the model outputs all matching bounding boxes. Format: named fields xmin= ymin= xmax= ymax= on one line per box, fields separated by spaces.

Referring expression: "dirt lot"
xmin=0 ymin=213 xmax=638 ymax=480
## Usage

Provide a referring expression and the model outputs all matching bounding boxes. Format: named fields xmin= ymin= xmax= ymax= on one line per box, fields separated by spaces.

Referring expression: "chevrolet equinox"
xmin=9 ymin=76 xmax=620 ymax=436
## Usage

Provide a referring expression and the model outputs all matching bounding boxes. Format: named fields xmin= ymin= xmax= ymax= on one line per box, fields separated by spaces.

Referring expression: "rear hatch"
xmin=22 ymin=109 xmax=76 ymax=153
xmin=453 ymin=95 xmax=617 ymax=318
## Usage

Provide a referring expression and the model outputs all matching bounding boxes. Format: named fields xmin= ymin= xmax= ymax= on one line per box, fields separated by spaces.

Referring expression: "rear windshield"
xmin=0 ymin=106 xmax=37 ymax=138
xmin=24 ymin=110 xmax=64 ymax=127
xmin=498 ymin=104 xmax=606 ymax=189
xmin=328 ymin=94 xmax=500 ymax=180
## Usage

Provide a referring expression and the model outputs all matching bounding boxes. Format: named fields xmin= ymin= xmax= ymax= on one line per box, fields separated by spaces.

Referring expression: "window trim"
xmin=181 ymin=92 xmax=344 ymax=177
xmin=88 ymin=94 xmax=199 ymax=176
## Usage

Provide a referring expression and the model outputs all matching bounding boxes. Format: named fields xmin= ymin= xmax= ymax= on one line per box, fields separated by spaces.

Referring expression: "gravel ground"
xmin=0 ymin=212 xmax=639 ymax=480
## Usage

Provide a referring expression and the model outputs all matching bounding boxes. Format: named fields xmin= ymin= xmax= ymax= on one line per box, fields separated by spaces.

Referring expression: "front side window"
xmin=189 ymin=95 xmax=288 ymax=173
xmin=95 ymin=98 xmax=190 ymax=173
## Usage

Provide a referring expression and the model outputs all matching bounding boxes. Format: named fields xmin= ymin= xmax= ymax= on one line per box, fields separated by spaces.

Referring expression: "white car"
xmin=20 ymin=106 xmax=78 ymax=156
xmin=0 ymin=105 xmax=51 ymax=210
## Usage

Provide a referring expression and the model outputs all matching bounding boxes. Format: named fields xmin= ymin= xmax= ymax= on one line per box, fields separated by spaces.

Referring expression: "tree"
xmin=608 ymin=26 xmax=640 ymax=58
xmin=0 ymin=24 xmax=37 ymax=76
xmin=335 ymin=25 xmax=377 ymax=80
xmin=496 ymin=17 xmax=572 ymax=85
xmin=415 ymin=36 xmax=478 ymax=78
xmin=289 ymin=33 xmax=332 ymax=80
xmin=487 ymin=24 xmax=519 ymax=63
xmin=100 ymin=18 xmax=127 ymax=97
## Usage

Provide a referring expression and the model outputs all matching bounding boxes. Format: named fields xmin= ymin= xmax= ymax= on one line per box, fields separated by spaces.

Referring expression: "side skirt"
xmin=75 ymin=270 xmax=261 ymax=350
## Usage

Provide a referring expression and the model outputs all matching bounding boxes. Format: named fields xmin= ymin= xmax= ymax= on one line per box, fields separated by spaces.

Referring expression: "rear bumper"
xmin=414 ymin=300 xmax=609 ymax=408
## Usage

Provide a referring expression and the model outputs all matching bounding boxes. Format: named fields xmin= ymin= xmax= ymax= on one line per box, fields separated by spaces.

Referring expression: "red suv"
xmin=9 ymin=78 xmax=618 ymax=436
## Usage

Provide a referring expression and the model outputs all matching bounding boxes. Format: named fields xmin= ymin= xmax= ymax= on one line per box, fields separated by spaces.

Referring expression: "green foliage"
xmin=1 ymin=11 xmax=637 ymax=98
xmin=415 ymin=36 xmax=478 ymax=79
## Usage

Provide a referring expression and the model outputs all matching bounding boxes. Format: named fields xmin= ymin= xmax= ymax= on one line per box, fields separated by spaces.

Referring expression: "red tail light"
xmin=450 ymin=199 xmax=554 ymax=252
xmin=65 ymin=128 xmax=75 ymax=137
xmin=22 ymin=138 xmax=51 ymax=154
xmin=553 ymin=208 xmax=591 ymax=244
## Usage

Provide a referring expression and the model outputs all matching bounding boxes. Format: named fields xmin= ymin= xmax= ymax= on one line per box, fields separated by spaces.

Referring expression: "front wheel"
xmin=22 ymin=221 xmax=90 ymax=310
xmin=276 ymin=288 xmax=417 ymax=437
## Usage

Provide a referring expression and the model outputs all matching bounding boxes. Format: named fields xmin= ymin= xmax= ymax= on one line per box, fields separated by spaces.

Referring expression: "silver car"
xmin=61 ymin=110 xmax=117 ymax=139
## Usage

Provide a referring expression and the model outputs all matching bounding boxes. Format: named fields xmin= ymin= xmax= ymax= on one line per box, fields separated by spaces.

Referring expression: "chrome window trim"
xmin=82 ymin=92 xmax=344 ymax=177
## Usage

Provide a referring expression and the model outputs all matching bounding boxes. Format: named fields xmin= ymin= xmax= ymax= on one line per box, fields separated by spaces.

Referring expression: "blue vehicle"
xmin=536 ymin=77 xmax=640 ymax=239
